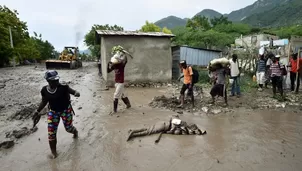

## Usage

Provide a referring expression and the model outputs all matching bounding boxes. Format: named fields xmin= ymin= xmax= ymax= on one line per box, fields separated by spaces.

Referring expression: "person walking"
xmin=107 ymin=55 xmax=131 ymax=113
xmin=229 ymin=54 xmax=241 ymax=97
xmin=177 ymin=60 xmax=194 ymax=108
xmin=256 ymin=54 xmax=266 ymax=91
xmin=288 ymin=53 xmax=302 ymax=93
xmin=270 ymin=55 xmax=285 ymax=99
xmin=32 ymin=70 xmax=80 ymax=159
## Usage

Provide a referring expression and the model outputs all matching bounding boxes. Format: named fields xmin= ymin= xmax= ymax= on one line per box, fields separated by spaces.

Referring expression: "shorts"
xmin=48 ymin=105 xmax=76 ymax=141
xmin=210 ymin=84 xmax=226 ymax=97
xmin=114 ymin=83 xmax=127 ymax=99
xmin=180 ymin=84 xmax=193 ymax=95
xmin=256 ymin=72 xmax=265 ymax=84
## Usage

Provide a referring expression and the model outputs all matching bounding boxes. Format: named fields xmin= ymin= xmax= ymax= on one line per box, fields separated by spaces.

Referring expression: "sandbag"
xmin=209 ymin=57 xmax=230 ymax=66
xmin=110 ymin=51 xmax=126 ymax=64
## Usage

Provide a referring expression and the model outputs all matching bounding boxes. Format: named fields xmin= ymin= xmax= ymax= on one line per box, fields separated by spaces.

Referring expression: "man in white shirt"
xmin=229 ymin=54 xmax=241 ymax=97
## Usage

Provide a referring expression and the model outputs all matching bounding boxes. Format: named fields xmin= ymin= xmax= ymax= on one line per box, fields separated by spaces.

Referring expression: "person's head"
xmin=44 ymin=70 xmax=60 ymax=88
xmin=292 ymin=53 xmax=298 ymax=60
xmin=179 ymin=60 xmax=187 ymax=69
xmin=259 ymin=54 xmax=264 ymax=60
xmin=232 ymin=54 xmax=238 ymax=61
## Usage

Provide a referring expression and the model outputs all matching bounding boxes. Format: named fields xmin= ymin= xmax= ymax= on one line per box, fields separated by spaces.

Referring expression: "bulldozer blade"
xmin=46 ymin=61 xmax=71 ymax=69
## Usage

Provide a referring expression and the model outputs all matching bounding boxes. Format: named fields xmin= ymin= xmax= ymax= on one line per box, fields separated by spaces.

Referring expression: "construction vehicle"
xmin=45 ymin=47 xmax=82 ymax=69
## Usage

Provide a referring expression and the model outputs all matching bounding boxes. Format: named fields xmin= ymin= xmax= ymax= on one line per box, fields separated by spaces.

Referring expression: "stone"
xmin=201 ymin=107 xmax=209 ymax=113
xmin=212 ymin=109 xmax=222 ymax=114
xmin=0 ymin=140 xmax=15 ymax=149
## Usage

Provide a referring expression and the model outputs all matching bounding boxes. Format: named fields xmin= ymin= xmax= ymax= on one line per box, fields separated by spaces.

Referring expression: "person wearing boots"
xmin=32 ymin=70 xmax=80 ymax=159
xmin=177 ymin=60 xmax=194 ymax=108
xmin=107 ymin=55 xmax=131 ymax=113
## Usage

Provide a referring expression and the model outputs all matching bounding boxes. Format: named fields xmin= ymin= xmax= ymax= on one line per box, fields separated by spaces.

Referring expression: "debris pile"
xmin=6 ymin=127 xmax=38 ymax=139
xmin=9 ymin=104 xmax=38 ymax=120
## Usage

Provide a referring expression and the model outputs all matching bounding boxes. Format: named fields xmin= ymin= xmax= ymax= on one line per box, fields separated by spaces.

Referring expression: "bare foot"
xmin=48 ymin=152 xmax=58 ymax=159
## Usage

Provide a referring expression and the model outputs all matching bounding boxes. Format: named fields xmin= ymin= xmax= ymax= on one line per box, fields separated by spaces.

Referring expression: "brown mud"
xmin=0 ymin=63 xmax=302 ymax=171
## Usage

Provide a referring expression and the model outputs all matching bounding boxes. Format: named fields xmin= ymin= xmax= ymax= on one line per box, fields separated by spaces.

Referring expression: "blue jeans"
xmin=231 ymin=76 xmax=240 ymax=96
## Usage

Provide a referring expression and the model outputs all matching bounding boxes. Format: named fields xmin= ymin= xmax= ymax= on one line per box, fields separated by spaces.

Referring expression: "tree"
xmin=84 ymin=24 xmax=124 ymax=57
xmin=186 ymin=16 xmax=211 ymax=31
xmin=210 ymin=16 xmax=231 ymax=27
xmin=140 ymin=21 xmax=161 ymax=32
xmin=162 ymin=27 xmax=172 ymax=34
xmin=0 ymin=5 xmax=29 ymax=66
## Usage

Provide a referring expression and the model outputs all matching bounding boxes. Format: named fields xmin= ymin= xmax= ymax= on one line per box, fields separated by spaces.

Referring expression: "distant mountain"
xmin=195 ymin=9 xmax=223 ymax=19
xmin=227 ymin=0 xmax=289 ymax=22
xmin=154 ymin=16 xmax=187 ymax=29
xmin=154 ymin=0 xmax=298 ymax=29
xmin=242 ymin=0 xmax=302 ymax=27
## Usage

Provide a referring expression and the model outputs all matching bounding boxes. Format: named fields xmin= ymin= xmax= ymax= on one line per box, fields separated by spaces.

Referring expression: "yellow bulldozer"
xmin=45 ymin=46 xmax=82 ymax=69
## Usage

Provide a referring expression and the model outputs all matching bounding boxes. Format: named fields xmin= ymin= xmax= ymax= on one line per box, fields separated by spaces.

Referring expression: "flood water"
xmin=0 ymin=63 xmax=302 ymax=171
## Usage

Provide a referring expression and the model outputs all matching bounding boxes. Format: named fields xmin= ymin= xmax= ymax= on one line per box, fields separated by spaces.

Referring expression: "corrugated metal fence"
xmin=179 ymin=47 xmax=221 ymax=66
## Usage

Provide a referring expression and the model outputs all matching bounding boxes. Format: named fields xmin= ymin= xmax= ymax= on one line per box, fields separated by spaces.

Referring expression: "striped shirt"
xmin=270 ymin=62 xmax=284 ymax=77
xmin=257 ymin=59 xmax=266 ymax=72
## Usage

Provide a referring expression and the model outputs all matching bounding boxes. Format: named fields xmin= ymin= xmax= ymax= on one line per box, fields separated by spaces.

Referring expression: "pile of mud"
xmin=8 ymin=104 xmax=38 ymax=120
xmin=149 ymin=95 xmax=231 ymax=114
xmin=6 ymin=127 xmax=38 ymax=139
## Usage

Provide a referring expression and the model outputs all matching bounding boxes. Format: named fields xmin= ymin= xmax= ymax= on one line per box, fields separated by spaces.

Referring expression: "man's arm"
xmin=68 ymin=86 xmax=80 ymax=97
xmin=36 ymin=91 xmax=48 ymax=113
xmin=189 ymin=67 xmax=193 ymax=84
xmin=107 ymin=62 xmax=115 ymax=73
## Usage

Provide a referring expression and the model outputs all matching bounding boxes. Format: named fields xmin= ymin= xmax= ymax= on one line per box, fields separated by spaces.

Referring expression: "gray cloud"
xmin=1 ymin=0 xmax=256 ymax=50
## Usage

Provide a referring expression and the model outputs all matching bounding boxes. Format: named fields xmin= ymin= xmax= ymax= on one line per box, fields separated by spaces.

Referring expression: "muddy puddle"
xmin=0 ymin=63 xmax=302 ymax=171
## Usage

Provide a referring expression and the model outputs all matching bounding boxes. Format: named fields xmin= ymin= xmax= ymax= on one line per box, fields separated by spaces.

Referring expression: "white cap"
xmin=275 ymin=55 xmax=281 ymax=58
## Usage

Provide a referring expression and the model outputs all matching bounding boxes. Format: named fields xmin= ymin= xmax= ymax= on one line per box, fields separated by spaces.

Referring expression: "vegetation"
xmin=140 ymin=21 xmax=172 ymax=34
xmin=84 ymin=24 xmax=124 ymax=58
xmin=0 ymin=5 xmax=56 ymax=67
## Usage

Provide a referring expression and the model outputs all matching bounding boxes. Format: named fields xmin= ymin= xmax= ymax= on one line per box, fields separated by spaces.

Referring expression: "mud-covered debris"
xmin=0 ymin=83 xmax=5 ymax=89
xmin=9 ymin=104 xmax=38 ymax=120
xmin=212 ymin=109 xmax=222 ymax=114
xmin=0 ymin=140 xmax=15 ymax=149
xmin=0 ymin=105 xmax=5 ymax=110
xmin=177 ymin=111 xmax=183 ymax=114
xmin=78 ymin=107 xmax=82 ymax=110
xmin=202 ymin=107 xmax=209 ymax=113
xmin=6 ymin=127 xmax=37 ymax=139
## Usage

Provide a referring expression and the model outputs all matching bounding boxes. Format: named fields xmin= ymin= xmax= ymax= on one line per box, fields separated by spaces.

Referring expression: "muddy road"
xmin=0 ymin=63 xmax=302 ymax=171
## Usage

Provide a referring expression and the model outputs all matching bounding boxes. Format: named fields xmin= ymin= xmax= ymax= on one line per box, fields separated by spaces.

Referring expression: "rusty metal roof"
xmin=95 ymin=30 xmax=175 ymax=37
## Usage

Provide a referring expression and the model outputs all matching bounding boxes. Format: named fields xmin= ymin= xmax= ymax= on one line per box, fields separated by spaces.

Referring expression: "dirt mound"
xmin=9 ymin=104 xmax=38 ymax=120
xmin=6 ymin=127 xmax=38 ymax=139
xmin=149 ymin=95 xmax=180 ymax=110
xmin=0 ymin=140 xmax=14 ymax=149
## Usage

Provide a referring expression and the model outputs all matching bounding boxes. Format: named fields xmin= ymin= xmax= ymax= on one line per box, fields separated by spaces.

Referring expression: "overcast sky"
xmin=1 ymin=0 xmax=257 ymax=51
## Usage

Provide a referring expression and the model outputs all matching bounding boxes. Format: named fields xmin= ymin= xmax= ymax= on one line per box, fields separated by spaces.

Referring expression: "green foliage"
xmin=140 ymin=21 xmax=161 ymax=32
xmin=84 ymin=24 xmax=123 ymax=57
xmin=162 ymin=27 xmax=172 ymax=34
xmin=186 ymin=16 xmax=211 ymax=31
xmin=0 ymin=5 xmax=56 ymax=66
xmin=210 ymin=16 xmax=231 ymax=27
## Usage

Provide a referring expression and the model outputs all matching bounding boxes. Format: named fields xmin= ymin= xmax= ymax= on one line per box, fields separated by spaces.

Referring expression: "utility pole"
xmin=9 ymin=26 xmax=15 ymax=67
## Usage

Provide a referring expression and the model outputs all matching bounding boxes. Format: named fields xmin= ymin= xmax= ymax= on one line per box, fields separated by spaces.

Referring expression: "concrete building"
xmin=171 ymin=45 xmax=222 ymax=79
xmin=95 ymin=30 xmax=175 ymax=86
xmin=235 ymin=33 xmax=279 ymax=48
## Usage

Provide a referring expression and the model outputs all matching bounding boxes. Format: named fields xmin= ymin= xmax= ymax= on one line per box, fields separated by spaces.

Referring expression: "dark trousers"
xmin=271 ymin=76 xmax=283 ymax=96
xmin=98 ymin=63 xmax=102 ymax=75
xmin=290 ymin=71 xmax=300 ymax=92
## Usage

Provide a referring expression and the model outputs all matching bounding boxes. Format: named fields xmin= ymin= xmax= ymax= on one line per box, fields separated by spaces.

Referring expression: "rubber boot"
xmin=177 ymin=95 xmax=184 ymax=108
xmin=122 ymin=97 xmax=131 ymax=108
xmin=113 ymin=99 xmax=118 ymax=113
xmin=49 ymin=139 xmax=57 ymax=159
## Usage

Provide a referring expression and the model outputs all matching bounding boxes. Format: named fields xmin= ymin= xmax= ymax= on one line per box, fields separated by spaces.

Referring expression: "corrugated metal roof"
xmin=172 ymin=45 xmax=222 ymax=53
xmin=179 ymin=46 xmax=221 ymax=66
xmin=95 ymin=30 xmax=175 ymax=37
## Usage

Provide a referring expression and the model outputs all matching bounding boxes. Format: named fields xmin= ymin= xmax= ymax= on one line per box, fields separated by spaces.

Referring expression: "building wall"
xmin=235 ymin=34 xmax=279 ymax=48
xmin=101 ymin=36 xmax=172 ymax=86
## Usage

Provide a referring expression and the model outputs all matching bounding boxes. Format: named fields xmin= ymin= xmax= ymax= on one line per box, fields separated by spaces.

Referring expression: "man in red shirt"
xmin=288 ymin=53 xmax=302 ymax=92
xmin=107 ymin=56 xmax=131 ymax=113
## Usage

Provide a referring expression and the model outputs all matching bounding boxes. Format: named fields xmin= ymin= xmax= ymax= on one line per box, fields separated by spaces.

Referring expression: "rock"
xmin=0 ymin=140 xmax=15 ymax=149
xmin=177 ymin=111 xmax=183 ymax=114
xmin=78 ymin=107 xmax=82 ymax=110
xmin=0 ymin=105 xmax=5 ymax=110
xmin=212 ymin=109 xmax=222 ymax=114
xmin=167 ymin=84 xmax=172 ymax=87
xmin=201 ymin=107 xmax=209 ymax=113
